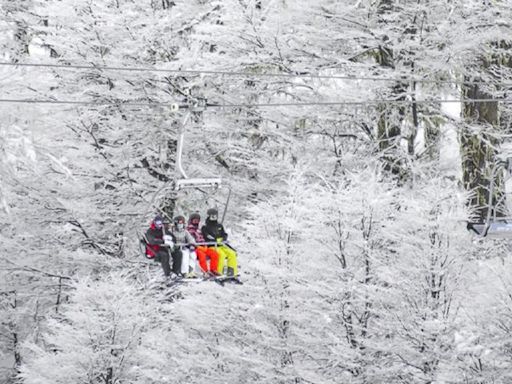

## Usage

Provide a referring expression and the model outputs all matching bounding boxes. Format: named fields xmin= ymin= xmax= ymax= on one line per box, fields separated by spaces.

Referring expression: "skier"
xmin=201 ymin=208 xmax=238 ymax=277
xmin=172 ymin=215 xmax=198 ymax=278
xmin=145 ymin=215 xmax=182 ymax=280
xmin=187 ymin=212 xmax=220 ymax=276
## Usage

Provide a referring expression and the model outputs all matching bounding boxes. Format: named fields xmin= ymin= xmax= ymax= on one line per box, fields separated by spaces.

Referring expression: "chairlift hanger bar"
xmin=1 ymin=61 xmax=512 ymax=87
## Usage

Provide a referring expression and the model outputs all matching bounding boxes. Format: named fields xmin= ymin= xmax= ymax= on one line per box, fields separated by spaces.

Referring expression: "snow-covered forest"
xmin=1 ymin=1 xmax=512 ymax=383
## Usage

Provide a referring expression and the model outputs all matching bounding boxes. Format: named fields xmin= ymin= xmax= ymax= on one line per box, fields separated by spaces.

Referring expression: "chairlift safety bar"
xmin=176 ymin=178 xmax=222 ymax=190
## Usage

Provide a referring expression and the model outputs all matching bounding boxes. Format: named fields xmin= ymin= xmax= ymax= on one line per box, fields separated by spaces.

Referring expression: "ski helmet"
xmin=206 ymin=208 xmax=218 ymax=216
xmin=206 ymin=208 xmax=218 ymax=220
xmin=189 ymin=212 xmax=201 ymax=225
xmin=153 ymin=215 xmax=164 ymax=229
xmin=174 ymin=215 xmax=186 ymax=225
xmin=174 ymin=215 xmax=185 ymax=231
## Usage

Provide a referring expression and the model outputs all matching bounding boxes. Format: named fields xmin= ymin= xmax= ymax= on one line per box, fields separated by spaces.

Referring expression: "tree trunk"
xmin=460 ymin=39 xmax=511 ymax=220
xmin=459 ymin=89 xmax=500 ymax=221
xmin=377 ymin=82 xmax=408 ymax=179
xmin=374 ymin=0 xmax=409 ymax=180
xmin=424 ymin=111 xmax=441 ymax=161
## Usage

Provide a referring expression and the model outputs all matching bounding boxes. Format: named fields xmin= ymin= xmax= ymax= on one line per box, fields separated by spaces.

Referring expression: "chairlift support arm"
xmin=175 ymin=98 xmax=219 ymax=188
xmin=176 ymin=109 xmax=192 ymax=180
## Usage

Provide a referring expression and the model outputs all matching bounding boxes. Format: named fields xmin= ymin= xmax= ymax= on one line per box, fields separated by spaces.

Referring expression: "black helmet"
xmin=206 ymin=208 xmax=218 ymax=218
xmin=189 ymin=212 xmax=201 ymax=224
xmin=174 ymin=215 xmax=186 ymax=225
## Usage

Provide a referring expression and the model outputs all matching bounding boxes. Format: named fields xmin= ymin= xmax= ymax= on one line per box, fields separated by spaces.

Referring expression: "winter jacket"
xmin=172 ymin=227 xmax=196 ymax=247
xmin=201 ymin=218 xmax=228 ymax=245
xmin=145 ymin=222 xmax=175 ymax=258
xmin=187 ymin=223 xmax=205 ymax=243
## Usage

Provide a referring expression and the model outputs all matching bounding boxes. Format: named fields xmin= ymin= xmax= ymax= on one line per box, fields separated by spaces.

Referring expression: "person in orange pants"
xmin=201 ymin=208 xmax=238 ymax=277
xmin=187 ymin=213 xmax=220 ymax=276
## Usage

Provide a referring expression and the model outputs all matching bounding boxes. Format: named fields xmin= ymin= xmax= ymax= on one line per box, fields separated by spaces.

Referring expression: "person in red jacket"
xmin=145 ymin=215 xmax=182 ymax=279
xmin=187 ymin=212 xmax=220 ymax=276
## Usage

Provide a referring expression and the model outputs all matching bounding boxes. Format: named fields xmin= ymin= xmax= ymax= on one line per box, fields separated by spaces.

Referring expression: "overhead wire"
xmin=1 ymin=61 xmax=512 ymax=87
xmin=0 ymin=97 xmax=509 ymax=108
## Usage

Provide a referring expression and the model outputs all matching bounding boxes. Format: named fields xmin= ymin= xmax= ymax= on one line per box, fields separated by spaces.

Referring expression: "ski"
xmin=165 ymin=279 xmax=187 ymax=287
xmin=180 ymin=277 xmax=204 ymax=282
xmin=162 ymin=274 xmax=243 ymax=287
xmin=213 ymin=276 xmax=243 ymax=286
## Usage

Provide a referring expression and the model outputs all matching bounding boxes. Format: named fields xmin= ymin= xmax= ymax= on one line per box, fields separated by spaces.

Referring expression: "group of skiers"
xmin=144 ymin=208 xmax=238 ymax=282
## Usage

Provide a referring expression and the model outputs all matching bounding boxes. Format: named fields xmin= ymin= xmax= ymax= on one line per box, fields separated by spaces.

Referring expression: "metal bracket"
xmin=189 ymin=97 xmax=207 ymax=112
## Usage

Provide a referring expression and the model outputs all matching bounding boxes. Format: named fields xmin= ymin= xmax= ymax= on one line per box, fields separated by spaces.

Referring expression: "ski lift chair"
xmin=467 ymin=156 xmax=512 ymax=239
xmin=138 ymin=232 xmax=154 ymax=259
xmin=467 ymin=221 xmax=512 ymax=238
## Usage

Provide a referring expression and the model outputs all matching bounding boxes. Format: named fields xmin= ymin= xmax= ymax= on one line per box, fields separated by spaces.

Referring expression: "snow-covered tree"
xmin=20 ymin=271 xmax=175 ymax=384
xmin=381 ymin=175 xmax=471 ymax=382
xmin=2 ymin=1 xmax=512 ymax=383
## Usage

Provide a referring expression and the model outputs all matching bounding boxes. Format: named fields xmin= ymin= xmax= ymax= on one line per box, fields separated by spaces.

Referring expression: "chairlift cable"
xmin=0 ymin=97 xmax=510 ymax=108
xmin=1 ymin=61 xmax=512 ymax=87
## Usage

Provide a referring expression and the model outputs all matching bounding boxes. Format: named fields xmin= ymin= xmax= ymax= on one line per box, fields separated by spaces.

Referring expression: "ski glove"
xmin=216 ymin=237 xmax=223 ymax=245
xmin=163 ymin=235 xmax=174 ymax=247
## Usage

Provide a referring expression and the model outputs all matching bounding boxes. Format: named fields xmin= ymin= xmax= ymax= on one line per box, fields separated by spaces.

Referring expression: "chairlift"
xmin=467 ymin=156 xmax=512 ymax=238
xmin=173 ymin=98 xmax=231 ymax=223
xmin=468 ymin=221 xmax=512 ymax=238
xmin=138 ymin=232 xmax=152 ymax=259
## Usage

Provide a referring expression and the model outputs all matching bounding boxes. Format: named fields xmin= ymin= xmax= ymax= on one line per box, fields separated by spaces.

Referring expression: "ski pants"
xmin=215 ymin=245 xmax=238 ymax=276
xmin=160 ymin=248 xmax=182 ymax=277
xmin=195 ymin=246 xmax=219 ymax=273
xmin=180 ymin=248 xmax=198 ymax=274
